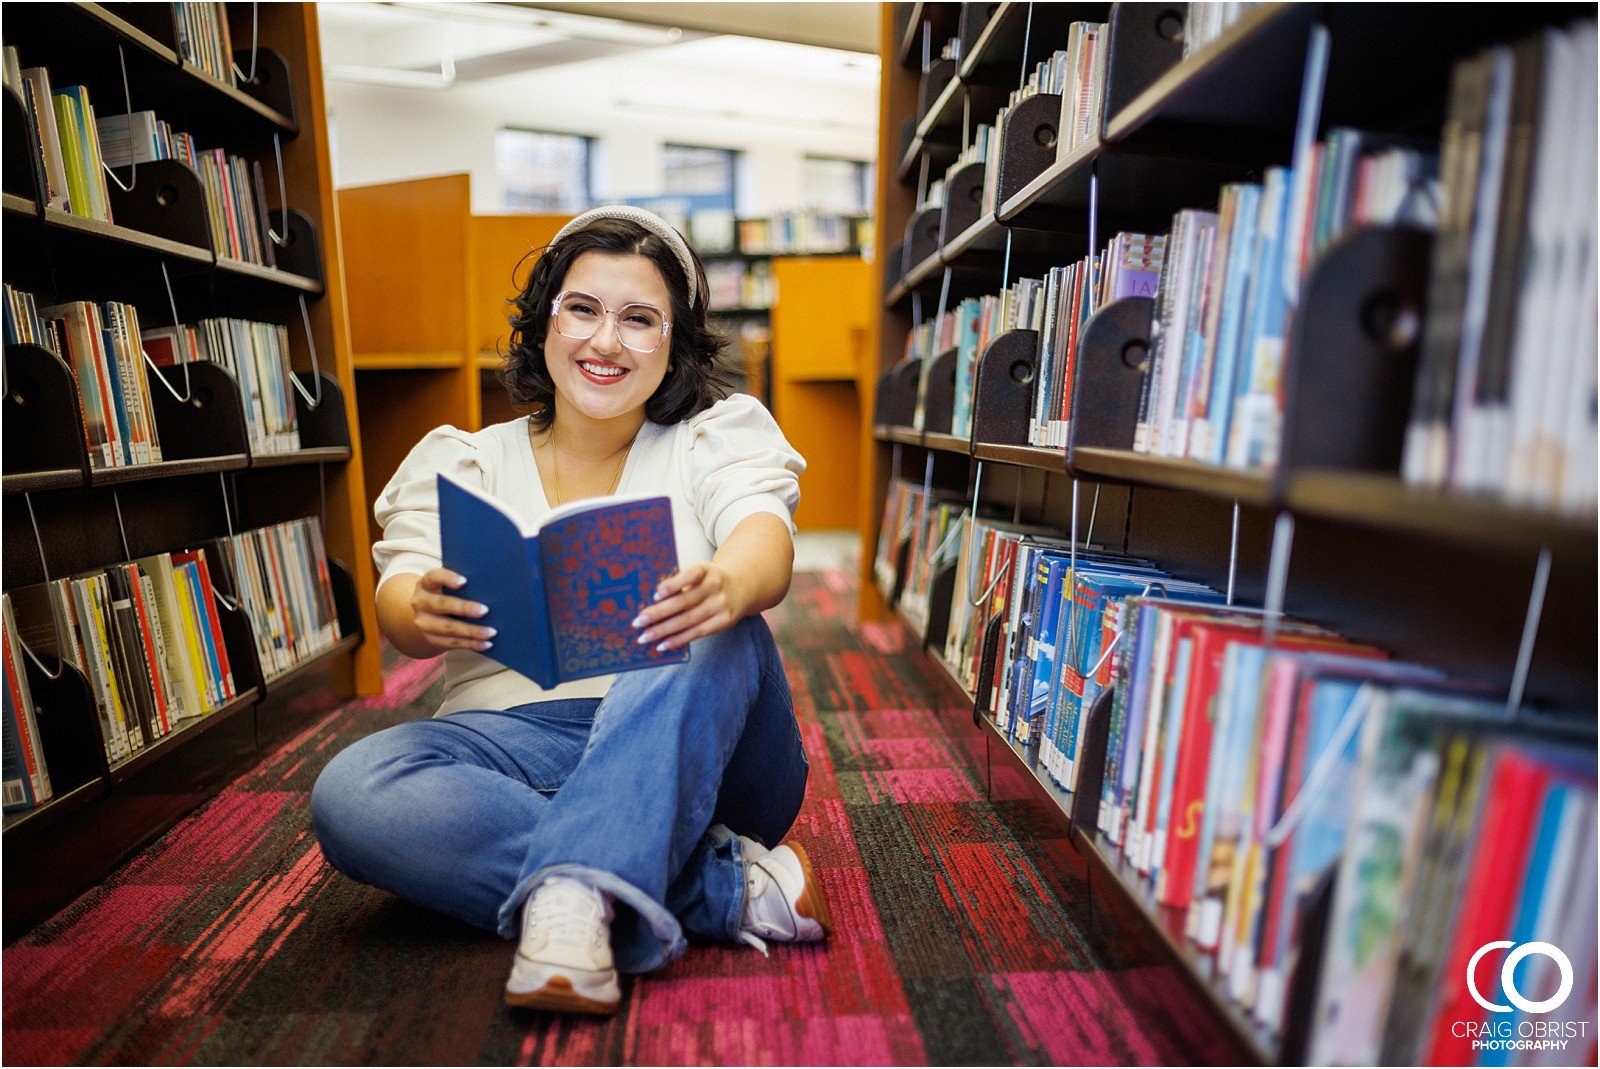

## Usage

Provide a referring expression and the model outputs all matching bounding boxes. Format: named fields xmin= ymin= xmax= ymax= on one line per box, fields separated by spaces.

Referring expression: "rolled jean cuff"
xmin=499 ymin=863 xmax=688 ymax=974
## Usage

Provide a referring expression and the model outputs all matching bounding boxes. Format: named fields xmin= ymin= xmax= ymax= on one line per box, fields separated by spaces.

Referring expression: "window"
xmin=802 ymin=155 xmax=872 ymax=214
xmin=662 ymin=144 xmax=739 ymax=211
xmin=497 ymin=128 xmax=593 ymax=213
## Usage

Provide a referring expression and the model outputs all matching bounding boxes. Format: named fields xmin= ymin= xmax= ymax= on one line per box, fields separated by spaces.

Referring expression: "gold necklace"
xmin=541 ymin=425 xmax=638 ymax=507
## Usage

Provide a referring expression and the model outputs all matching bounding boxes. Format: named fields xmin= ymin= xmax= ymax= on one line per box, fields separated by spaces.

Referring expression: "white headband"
xmin=549 ymin=206 xmax=701 ymax=307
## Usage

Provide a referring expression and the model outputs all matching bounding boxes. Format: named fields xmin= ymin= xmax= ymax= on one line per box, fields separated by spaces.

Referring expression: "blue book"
xmin=97 ymin=320 xmax=132 ymax=466
xmin=1195 ymin=182 xmax=1261 ymax=463
xmin=180 ymin=561 xmax=223 ymax=705
xmin=437 ymin=475 xmax=686 ymax=689
xmin=1227 ymin=166 xmax=1293 ymax=467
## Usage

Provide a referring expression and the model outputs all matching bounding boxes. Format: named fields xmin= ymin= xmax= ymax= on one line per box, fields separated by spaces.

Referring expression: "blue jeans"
xmin=310 ymin=616 xmax=808 ymax=973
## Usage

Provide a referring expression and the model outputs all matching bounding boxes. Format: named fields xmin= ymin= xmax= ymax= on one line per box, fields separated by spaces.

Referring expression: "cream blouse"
xmin=372 ymin=393 xmax=805 ymax=715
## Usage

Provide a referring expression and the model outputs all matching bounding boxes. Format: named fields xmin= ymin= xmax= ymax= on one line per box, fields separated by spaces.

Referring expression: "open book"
xmin=437 ymin=475 xmax=686 ymax=688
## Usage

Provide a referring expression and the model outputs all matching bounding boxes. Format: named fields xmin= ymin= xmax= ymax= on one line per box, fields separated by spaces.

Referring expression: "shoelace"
xmin=736 ymin=860 xmax=780 ymax=957
xmin=528 ymin=882 xmax=604 ymax=949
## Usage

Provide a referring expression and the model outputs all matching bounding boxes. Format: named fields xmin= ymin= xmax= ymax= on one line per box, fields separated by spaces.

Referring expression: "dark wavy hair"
xmin=501 ymin=217 xmax=730 ymax=431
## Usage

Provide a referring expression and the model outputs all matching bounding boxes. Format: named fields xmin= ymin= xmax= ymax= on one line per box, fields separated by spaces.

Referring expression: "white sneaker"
xmin=505 ymin=876 xmax=621 ymax=1014
xmin=736 ymin=837 xmax=832 ymax=955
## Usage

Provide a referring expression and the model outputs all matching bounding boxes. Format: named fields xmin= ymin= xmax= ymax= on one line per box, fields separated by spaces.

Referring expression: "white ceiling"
xmin=317 ymin=1 xmax=879 ymax=134
xmin=512 ymin=3 xmax=879 ymax=54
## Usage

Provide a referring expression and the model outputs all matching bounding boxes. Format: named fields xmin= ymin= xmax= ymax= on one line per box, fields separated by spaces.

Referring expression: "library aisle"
xmin=1 ymin=562 xmax=1245 ymax=1067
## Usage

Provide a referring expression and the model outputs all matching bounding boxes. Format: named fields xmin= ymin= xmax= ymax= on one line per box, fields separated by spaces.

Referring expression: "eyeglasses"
xmin=550 ymin=290 xmax=671 ymax=354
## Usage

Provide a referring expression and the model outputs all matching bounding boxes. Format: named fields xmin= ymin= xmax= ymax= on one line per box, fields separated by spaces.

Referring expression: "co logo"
xmin=1468 ymin=941 xmax=1574 ymax=1014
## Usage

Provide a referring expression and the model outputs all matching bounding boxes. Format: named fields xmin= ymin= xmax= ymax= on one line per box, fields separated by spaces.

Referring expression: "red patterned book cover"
xmin=438 ymin=476 xmax=685 ymax=689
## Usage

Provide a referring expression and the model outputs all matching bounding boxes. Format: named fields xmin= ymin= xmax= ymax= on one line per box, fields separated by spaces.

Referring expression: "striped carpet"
xmin=3 ymin=569 xmax=1245 ymax=1066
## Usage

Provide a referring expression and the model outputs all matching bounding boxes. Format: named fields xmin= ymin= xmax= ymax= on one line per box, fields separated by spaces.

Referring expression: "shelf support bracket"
xmin=1263 ymin=511 xmax=1295 ymax=644
xmin=1227 ymin=501 xmax=1241 ymax=606
xmin=1506 ymin=548 xmax=1552 ymax=720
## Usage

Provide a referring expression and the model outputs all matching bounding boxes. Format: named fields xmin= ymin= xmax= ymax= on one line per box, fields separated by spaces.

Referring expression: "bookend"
xmin=3 ymin=85 xmax=44 ymax=204
xmin=234 ymin=47 xmax=298 ymax=127
xmin=972 ymin=613 xmax=1006 ymax=726
xmin=23 ymin=653 xmax=108 ymax=795
xmin=897 ymin=115 xmax=918 ymax=174
xmin=939 ymin=161 xmax=988 ymax=245
xmin=970 ymin=329 xmax=1039 ymax=446
xmin=4 ymin=345 xmax=91 ymax=481
xmin=290 ymin=372 xmax=352 ymax=449
xmin=328 ymin=558 xmax=366 ymax=644
xmin=921 ymin=347 xmax=959 ymax=435
xmin=1067 ymin=296 xmax=1155 ymax=462
xmin=906 ymin=205 xmax=945 ymax=271
xmin=890 ymin=536 xmax=912 ymax=608
xmin=105 ymin=159 xmax=214 ymax=251
xmin=957 ymin=3 xmax=1002 ymax=63
xmin=192 ymin=540 xmax=269 ymax=700
xmin=918 ymin=57 xmax=959 ymax=123
xmin=996 ymin=94 xmax=1061 ymax=208
xmin=1277 ymin=867 xmax=1337 ymax=1065
xmin=267 ymin=208 xmax=325 ymax=285
xmin=883 ymin=242 xmax=907 ymax=299
xmin=1069 ymin=686 xmax=1116 ymax=831
xmin=1277 ymin=227 xmax=1432 ymax=477
xmin=145 ymin=359 xmax=251 ymax=461
xmin=874 ymin=357 xmax=922 ymax=428
xmin=925 ymin=559 xmax=958 ymax=652
xmin=1100 ymin=4 xmax=1188 ymax=121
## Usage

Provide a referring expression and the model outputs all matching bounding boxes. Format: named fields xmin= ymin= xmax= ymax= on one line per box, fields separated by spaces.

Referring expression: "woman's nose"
xmin=589 ymin=313 xmax=624 ymax=355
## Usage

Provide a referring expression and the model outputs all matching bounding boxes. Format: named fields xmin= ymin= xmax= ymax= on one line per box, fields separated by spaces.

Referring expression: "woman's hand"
xmin=632 ymin=561 xmax=746 ymax=652
xmin=410 ymin=567 xmax=496 ymax=653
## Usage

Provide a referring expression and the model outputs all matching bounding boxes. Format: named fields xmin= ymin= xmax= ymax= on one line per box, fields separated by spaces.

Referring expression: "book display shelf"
xmin=1 ymin=2 xmax=381 ymax=935
xmin=865 ymin=3 xmax=1596 ymax=1063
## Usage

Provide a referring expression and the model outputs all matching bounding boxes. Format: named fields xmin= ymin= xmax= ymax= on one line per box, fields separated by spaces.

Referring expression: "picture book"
xmin=437 ymin=475 xmax=686 ymax=689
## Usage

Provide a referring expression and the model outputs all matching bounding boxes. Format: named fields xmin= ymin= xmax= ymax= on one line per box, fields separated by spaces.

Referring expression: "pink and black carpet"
xmin=3 ymin=570 xmax=1246 ymax=1066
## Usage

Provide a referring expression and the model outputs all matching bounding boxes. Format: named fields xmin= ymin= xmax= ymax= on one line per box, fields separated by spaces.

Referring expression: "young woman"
xmin=310 ymin=206 xmax=829 ymax=1016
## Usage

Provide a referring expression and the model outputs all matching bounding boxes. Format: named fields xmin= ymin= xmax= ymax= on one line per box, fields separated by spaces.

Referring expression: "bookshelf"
xmin=867 ymin=2 xmax=1597 ymax=1063
xmin=1 ymin=2 xmax=380 ymax=935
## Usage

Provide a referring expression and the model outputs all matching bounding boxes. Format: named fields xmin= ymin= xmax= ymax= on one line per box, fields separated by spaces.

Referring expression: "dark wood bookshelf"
xmin=261 ymin=632 xmax=362 ymax=697
xmin=0 ymin=775 xmax=107 ymax=838
xmin=1287 ymin=470 xmax=1598 ymax=561
xmin=1071 ymin=448 xmax=1275 ymax=507
xmin=870 ymin=4 xmax=1600 ymax=1063
xmin=86 ymin=455 xmax=251 ymax=487
xmin=2 ymin=3 xmax=378 ymax=935
xmin=248 ymin=446 xmax=354 ymax=469
xmin=971 ymin=441 xmax=1066 ymax=471
xmin=973 ymin=713 xmax=1275 ymax=1066
xmin=2 ymin=470 xmax=86 ymax=495
xmin=922 ymin=431 xmax=971 ymax=455
xmin=106 ymin=687 xmax=261 ymax=785
xmin=34 ymin=207 xmax=214 ymax=263
xmin=2 ymin=192 xmax=39 ymax=217
xmin=873 ymin=424 xmax=925 ymax=446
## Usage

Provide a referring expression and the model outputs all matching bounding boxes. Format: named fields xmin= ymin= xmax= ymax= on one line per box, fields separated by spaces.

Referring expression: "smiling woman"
xmin=308 ymin=206 xmax=827 ymax=1017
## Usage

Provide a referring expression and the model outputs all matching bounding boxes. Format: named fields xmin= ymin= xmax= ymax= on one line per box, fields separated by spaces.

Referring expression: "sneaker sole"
xmin=505 ymin=975 xmax=620 ymax=1016
xmin=785 ymin=841 xmax=833 ymax=938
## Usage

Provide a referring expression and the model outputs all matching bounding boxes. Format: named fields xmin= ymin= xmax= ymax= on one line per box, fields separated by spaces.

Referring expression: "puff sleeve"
xmin=686 ymin=394 xmax=806 ymax=547
xmin=371 ymin=426 xmax=486 ymax=593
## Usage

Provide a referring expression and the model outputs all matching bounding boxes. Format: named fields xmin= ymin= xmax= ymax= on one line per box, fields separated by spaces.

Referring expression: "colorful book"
xmin=438 ymin=475 xmax=686 ymax=688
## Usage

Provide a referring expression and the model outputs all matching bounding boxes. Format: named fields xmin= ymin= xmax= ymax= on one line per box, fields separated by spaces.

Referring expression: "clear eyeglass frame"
xmin=550 ymin=289 xmax=672 ymax=354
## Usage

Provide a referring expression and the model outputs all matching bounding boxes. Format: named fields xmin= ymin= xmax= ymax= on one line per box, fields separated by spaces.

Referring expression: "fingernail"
xmin=473 ymin=604 xmax=489 ymax=616
xmin=481 ymin=627 xmax=497 ymax=638
xmin=477 ymin=641 xmax=493 ymax=650
xmin=631 ymin=615 xmax=647 ymax=628
xmin=656 ymin=641 xmax=673 ymax=653
xmin=652 ymin=590 xmax=666 ymax=602
xmin=450 ymin=575 xmax=467 ymax=588
xmin=636 ymin=630 xmax=656 ymax=645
